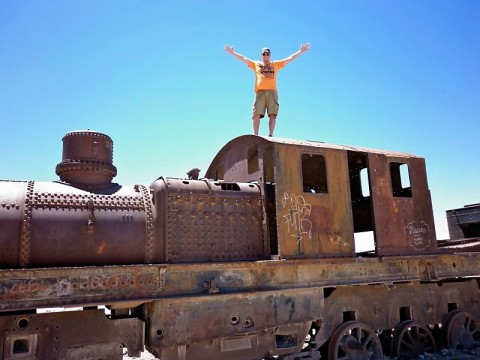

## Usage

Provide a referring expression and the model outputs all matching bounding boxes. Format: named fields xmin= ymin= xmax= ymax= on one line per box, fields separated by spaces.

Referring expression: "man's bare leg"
xmin=252 ymin=114 xmax=261 ymax=135
xmin=268 ymin=114 xmax=276 ymax=137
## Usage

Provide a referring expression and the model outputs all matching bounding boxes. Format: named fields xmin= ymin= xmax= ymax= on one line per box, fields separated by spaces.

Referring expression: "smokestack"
xmin=55 ymin=130 xmax=117 ymax=189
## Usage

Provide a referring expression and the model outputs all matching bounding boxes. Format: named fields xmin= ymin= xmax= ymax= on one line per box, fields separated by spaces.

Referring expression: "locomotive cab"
xmin=206 ymin=135 xmax=437 ymax=258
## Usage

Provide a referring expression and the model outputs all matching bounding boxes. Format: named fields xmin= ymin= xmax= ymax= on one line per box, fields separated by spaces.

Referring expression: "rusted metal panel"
xmin=205 ymin=136 xmax=420 ymax=181
xmin=0 ymin=181 xmax=24 ymax=268
xmin=55 ymin=130 xmax=117 ymax=189
xmin=0 ymin=265 xmax=163 ymax=312
xmin=3 ymin=252 xmax=480 ymax=312
xmin=150 ymin=322 xmax=313 ymax=360
xmin=0 ymin=180 xmax=157 ymax=268
xmin=275 ymin=145 xmax=354 ymax=257
xmin=447 ymin=203 xmax=480 ymax=239
xmin=157 ymin=178 xmax=265 ymax=262
xmin=368 ymin=154 xmax=436 ymax=255
xmin=145 ymin=287 xmax=322 ymax=356
xmin=206 ymin=136 xmax=262 ymax=182
xmin=0 ymin=309 xmax=144 ymax=359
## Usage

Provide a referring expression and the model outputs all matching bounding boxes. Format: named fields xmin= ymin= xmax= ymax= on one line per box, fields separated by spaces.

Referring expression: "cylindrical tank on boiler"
xmin=55 ymin=130 xmax=117 ymax=190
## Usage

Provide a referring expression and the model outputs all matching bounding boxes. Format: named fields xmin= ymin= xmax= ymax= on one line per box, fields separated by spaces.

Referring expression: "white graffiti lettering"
xmin=282 ymin=193 xmax=312 ymax=246
xmin=404 ymin=221 xmax=431 ymax=251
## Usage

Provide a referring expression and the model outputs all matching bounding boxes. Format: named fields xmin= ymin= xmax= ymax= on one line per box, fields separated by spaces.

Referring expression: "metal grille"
xmin=166 ymin=193 xmax=264 ymax=262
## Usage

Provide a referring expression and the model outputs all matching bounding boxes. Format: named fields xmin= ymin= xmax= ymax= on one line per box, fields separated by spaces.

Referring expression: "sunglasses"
xmin=262 ymin=52 xmax=270 ymax=56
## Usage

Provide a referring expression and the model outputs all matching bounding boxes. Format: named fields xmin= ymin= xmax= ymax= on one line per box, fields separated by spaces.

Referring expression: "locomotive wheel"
xmin=327 ymin=321 xmax=383 ymax=360
xmin=391 ymin=320 xmax=436 ymax=358
xmin=442 ymin=310 xmax=480 ymax=349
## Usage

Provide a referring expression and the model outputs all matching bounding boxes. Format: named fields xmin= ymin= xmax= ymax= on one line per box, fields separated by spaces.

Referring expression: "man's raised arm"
xmin=224 ymin=45 xmax=252 ymax=65
xmin=281 ymin=43 xmax=311 ymax=65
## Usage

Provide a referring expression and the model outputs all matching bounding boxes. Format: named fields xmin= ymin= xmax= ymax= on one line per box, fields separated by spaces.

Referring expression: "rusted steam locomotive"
xmin=1 ymin=130 xmax=479 ymax=360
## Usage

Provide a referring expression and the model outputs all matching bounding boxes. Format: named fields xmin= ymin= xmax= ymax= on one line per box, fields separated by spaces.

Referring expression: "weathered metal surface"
xmin=150 ymin=322 xmax=315 ymax=360
xmin=438 ymin=237 xmax=480 ymax=251
xmin=147 ymin=287 xmax=322 ymax=346
xmin=135 ymin=184 xmax=156 ymax=263
xmin=144 ymin=269 xmax=480 ymax=357
xmin=328 ymin=321 xmax=383 ymax=359
xmin=0 ymin=265 xmax=163 ymax=312
xmin=151 ymin=178 xmax=265 ymax=262
xmin=275 ymin=144 xmax=354 ymax=257
xmin=0 ymin=134 xmax=443 ymax=269
xmin=447 ymin=203 xmax=480 ymax=239
xmin=441 ymin=309 xmax=480 ymax=350
xmin=0 ymin=309 xmax=144 ymax=359
xmin=205 ymin=136 xmax=420 ymax=179
xmin=204 ymin=135 xmax=440 ymax=259
xmin=55 ymin=130 xmax=117 ymax=189
xmin=368 ymin=154 xmax=437 ymax=255
xmin=2 ymin=251 xmax=480 ymax=312
xmin=0 ymin=180 xmax=156 ymax=268
xmin=159 ymin=252 xmax=480 ymax=293
xmin=19 ymin=180 xmax=35 ymax=268
xmin=317 ymin=280 xmax=480 ymax=348
xmin=205 ymin=136 xmax=261 ymax=183
xmin=146 ymin=288 xmax=321 ymax=359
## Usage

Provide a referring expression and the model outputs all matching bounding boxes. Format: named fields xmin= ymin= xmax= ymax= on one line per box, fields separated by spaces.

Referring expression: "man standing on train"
xmin=224 ymin=43 xmax=311 ymax=137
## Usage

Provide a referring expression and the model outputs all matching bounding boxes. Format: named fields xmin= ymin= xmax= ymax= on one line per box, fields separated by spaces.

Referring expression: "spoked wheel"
xmin=328 ymin=321 xmax=383 ymax=360
xmin=442 ymin=310 xmax=480 ymax=349
xmin=391 ymin=320 xmax=436 ymax=359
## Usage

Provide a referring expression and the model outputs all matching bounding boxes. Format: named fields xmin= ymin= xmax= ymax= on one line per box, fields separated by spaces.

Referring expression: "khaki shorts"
xmin=253 ymin=90 xmax=279 ymax=118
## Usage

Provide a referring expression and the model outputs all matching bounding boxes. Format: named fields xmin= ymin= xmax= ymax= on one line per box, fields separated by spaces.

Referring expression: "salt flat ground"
xmin=124 ymin=351 xmax=158 ymax=360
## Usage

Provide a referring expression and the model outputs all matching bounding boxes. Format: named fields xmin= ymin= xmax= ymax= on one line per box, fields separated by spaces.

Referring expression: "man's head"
xmin=261 ymin=47 xmax=271 ymax=62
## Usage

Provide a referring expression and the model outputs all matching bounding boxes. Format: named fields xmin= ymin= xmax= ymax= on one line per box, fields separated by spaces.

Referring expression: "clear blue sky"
xmin=1 ymin=1 xmax=479 ymax=239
